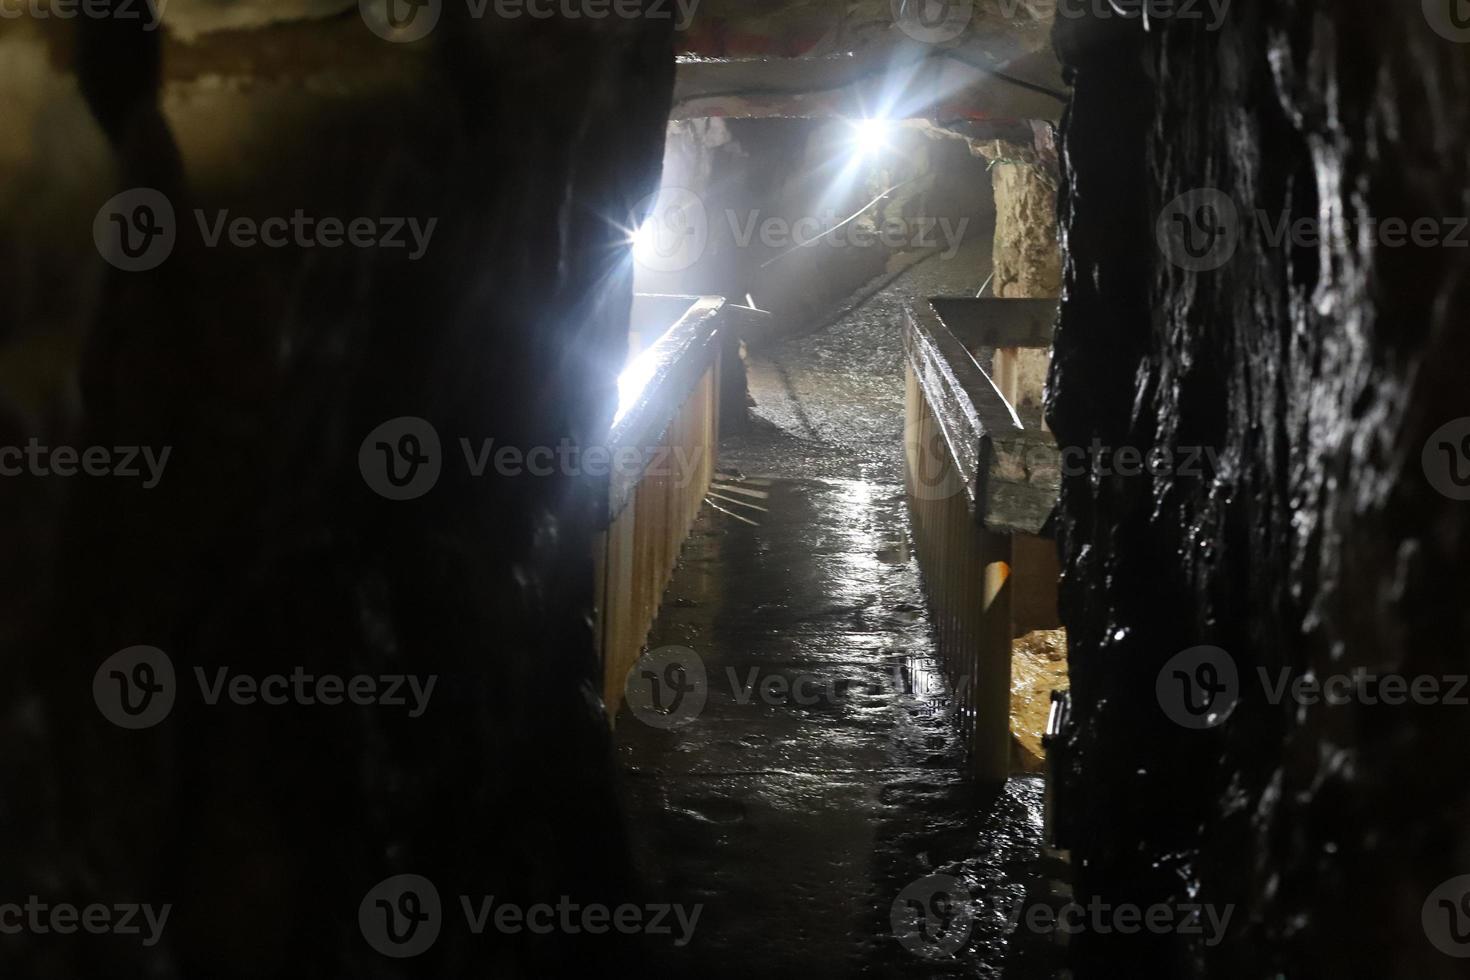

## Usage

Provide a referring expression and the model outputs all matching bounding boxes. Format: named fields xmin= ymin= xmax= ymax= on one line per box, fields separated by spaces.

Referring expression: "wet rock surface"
xmin=1051 ymin=3 xmax=1470 ymax=977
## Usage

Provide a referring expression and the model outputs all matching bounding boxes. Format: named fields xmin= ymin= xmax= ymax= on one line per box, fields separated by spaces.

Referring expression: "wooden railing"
xmin=595 ymin=296 xmax=724 ymax=722
xmin=903 ymin=298 xmax=1061 ymax=783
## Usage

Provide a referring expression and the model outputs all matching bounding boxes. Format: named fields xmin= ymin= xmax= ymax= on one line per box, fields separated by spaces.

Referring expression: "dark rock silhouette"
xmin=3 ymin=11 xmax=675 ymax=978
xmin=1051 ymin=3 xmax=1470 ymax=977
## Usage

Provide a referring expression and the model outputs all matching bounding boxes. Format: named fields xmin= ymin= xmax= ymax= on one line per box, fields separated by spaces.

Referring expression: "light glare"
xmin=631 ymin=218 xmax=657 ymax=263
xmin=853 ymin=118 xmax=890 ymax=157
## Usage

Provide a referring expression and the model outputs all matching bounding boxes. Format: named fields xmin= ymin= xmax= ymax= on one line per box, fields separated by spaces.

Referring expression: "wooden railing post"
xmin=975 ymin=532 xmax=1013 ymax=783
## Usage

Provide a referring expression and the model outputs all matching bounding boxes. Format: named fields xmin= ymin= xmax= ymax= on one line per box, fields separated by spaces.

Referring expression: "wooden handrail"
xmin=607 ymin=296 xmax=724 ymax=522
xmin=596 ymin=295 xmax=725 ymax=723
xmin=902 ymin=297 xmax=1063 ymax=783
xmin=904 ymin=299 xmax=1058 ymax=535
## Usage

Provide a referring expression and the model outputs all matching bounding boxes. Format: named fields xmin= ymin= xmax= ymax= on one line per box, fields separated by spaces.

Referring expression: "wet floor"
xmin=616 ymin=246 xmax=1063 ymax=978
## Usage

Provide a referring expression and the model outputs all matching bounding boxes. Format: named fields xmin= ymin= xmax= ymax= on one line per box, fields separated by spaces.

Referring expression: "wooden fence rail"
xmin=595 ymin=296 xmax=723 ymax=721
xmin=902 ymin=298 xmax=1061 ymax=783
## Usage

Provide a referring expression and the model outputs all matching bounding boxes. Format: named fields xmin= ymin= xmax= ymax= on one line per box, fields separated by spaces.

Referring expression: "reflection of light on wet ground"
xmin=831 ymin=479 xmax=885 ymax=576
xmin=619 ymin=474 xmax=1058 ymax=976
xmin=837 ymin=476 xmax=874 ymax=513
xmin=894 ymin=648 xmax=953 ymax=717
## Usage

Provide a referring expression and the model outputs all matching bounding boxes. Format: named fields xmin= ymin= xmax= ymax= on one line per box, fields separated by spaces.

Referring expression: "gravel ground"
xmin=721 ymin=234 xmax=994 ymax=483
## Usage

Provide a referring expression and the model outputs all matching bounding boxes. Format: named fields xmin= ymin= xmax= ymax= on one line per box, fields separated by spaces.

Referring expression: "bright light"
xmin=631 ymin=218 xmax=658 ymax=264
xmin=853 ymin=118 xmax=891 ymax=157
xmin=615 ymin=344 xmax=659 ymax=426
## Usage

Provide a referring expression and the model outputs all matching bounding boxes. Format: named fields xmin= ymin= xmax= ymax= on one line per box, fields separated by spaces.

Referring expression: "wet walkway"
xmin=616 ymin=244 xmax=1060 ymax=978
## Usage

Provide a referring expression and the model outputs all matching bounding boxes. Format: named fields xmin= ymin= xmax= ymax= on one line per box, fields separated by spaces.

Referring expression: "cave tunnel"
xmin=1 ymin=1 xmax=1468 ymax=978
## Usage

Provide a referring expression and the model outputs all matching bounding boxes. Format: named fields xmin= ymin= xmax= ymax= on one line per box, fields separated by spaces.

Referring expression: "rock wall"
xmin=989 ymin=137 xmax=1061 ymax=300
xmin=1050 ymin=3 xmax=1470 ymax=977
xmin=1 ymin=9 xmax=673 ymax=978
